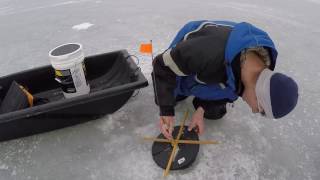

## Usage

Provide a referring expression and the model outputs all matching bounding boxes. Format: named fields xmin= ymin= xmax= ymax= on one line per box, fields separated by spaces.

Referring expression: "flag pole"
xmin=150 ymin=40 xmax=154 ymax=60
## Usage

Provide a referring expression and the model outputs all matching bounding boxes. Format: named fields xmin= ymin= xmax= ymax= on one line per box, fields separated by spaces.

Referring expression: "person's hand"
xmin=159 ymin=116 xmax=175 ymax=139
xmin=188 ymin=107 xmax=205 ymax=135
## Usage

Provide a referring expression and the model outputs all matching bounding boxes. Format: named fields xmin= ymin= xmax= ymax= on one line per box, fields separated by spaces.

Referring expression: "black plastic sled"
xmin=0 ymin=50 xmax=148 ymax=142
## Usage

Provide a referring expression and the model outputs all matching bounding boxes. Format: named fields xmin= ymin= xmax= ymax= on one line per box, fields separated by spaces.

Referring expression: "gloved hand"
xmin=159 ymin=116 xmax=175 ymax=139
xmin=188 ymin=107 xmax=205 ymax=135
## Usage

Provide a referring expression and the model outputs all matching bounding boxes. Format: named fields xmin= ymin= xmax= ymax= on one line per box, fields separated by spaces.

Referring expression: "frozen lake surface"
xmin=0 ymin=0 xmax=319 ymax=179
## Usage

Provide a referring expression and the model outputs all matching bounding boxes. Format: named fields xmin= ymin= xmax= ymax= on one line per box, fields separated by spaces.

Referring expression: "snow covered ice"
xmin=0 ymin=0 xmax=319 ymax=179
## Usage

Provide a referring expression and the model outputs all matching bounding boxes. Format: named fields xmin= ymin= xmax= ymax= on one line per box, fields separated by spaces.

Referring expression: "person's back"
xmin=152 ymin=20 xmax=298 ymax=139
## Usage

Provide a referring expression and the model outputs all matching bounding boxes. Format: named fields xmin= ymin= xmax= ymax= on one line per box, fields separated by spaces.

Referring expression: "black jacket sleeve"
xmin=152 ymin=53 xmax=177 ymax=116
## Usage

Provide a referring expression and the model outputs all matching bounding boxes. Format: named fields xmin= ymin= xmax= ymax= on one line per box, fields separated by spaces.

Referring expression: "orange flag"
xmin=139 ymin=42 xmax=153 ymax=54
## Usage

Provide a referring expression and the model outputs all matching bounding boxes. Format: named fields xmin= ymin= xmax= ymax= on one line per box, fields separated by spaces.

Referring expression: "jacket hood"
xmin=225 ymin=22 xmax=278 ymax=70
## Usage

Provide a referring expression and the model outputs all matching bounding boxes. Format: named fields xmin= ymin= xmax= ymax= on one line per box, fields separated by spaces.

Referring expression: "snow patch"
xmin=103 ymin=135 xmax=131 ymax=154
xmin=95 ymin=111 xmax=129 ymax=133
xmin=138 ymin=56 xmax=153 ymax=78
xmin=0 ymin=164 xmax=9 ymax=170
xmin=11 ymin=169 xmax=17 ymax=176
xmin=103 ymin=146 xmax=159 ymax=179
xmin=134 ymin=123 xmax=157 ymax=136
xmin=72 ymin=23 xmax=94 ymax=31
xmin=95 ymin=116 xmax=118 ymax=133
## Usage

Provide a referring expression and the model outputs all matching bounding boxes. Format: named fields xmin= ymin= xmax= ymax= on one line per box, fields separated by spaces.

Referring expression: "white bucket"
xmin=49 ymin=43 xmax=90 ymax=98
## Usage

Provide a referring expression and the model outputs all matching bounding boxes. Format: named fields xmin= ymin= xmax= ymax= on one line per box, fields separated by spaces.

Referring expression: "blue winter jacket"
xmin=152 ymin=20 xmax=278 ymax=116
